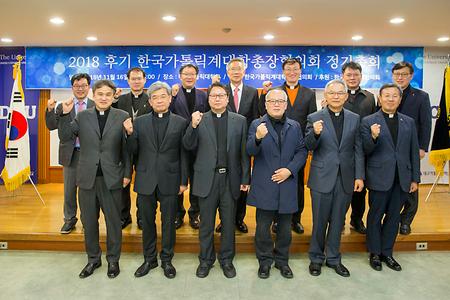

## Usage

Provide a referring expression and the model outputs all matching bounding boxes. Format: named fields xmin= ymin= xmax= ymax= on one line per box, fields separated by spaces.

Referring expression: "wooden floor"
xmin=0 ymin=183 xmax=449 ymax=253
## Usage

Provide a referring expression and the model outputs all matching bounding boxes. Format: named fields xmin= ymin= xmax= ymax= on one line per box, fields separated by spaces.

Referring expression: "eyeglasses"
xmin=181 ymin=73 xmax=197 ymax=77
xmin=266 ymin=99 xmax=287 ymax=105
xmin=326 ymin=92 xmax=347 ymax=97
xmin=72 ymin=84 xmax=89 ymax=90
xmin=392 ymin=72 xmax=411 ymax=78
xmin=209 ymin=93 xmax=227 ymax=99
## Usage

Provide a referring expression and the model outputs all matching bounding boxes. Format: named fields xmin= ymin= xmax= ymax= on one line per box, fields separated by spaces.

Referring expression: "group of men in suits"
xmin=45 ymin=57 xmax=429 ymax=279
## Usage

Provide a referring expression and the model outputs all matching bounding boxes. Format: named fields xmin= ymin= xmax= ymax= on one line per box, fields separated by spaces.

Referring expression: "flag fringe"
xmin=1 ymin=166 xmax=30 ymax=191
xmin=429 ymin=149 xmax=450 ymax=174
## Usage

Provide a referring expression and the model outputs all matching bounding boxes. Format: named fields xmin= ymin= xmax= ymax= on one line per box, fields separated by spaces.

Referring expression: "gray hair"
xmin=324 ymin=79 xmax=348 ymax=92
xmin=147 ymin=81 xmax=171 ymax=97
xmin=266 ymin=88 xmax=288 ymax=101
xmin=226 ymin=58 xmax=247 ymax=71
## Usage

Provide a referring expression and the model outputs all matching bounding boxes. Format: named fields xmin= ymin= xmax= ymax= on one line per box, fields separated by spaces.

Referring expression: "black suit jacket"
xmin=259 ymin=82 xmax=317 ymax=134
xmin=226 ymin=83 xmax=259 ymax=127
xmin=170 ymin=87 xmax=209 ymax=121
xmin=127 ymin=112 xmax=189 ymax=196
xmin=398 ymin=85 xmax=432 ymax=151
xmin=113 ymin=91 xmax=151 ymax=119
xmin=45 ymin=98 xmax=95 ymax=166
xmin=183 ymin=111 xmax=250 ymax=200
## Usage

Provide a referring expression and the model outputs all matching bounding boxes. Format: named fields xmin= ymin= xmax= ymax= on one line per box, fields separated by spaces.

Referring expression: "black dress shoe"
xmin=258 ymin=265 xmax=270 ymax=279
xmin=326 ymin=262 xmax=350 ymax=277
xmin=221 ymin=263 xmax=236 ymax=278
xmin=79 ymin=261 xmax=101 ymax=278
xmin=271 ymin=222 xmax=278 ymax=234
xmin=190 ymin=216 xmax=200 ymax=229
xmin=275 ymin=264 xmax=293 ymax=279
xmin=121 ymin=218 xmax=132 ymax=229
xmin=134 ymin=260 xmax=158 ymax=278
xmin=381 ymin=255 xmax=402 ymax=271
xmin=291 ymin=222 xmax=304 ymax=234
xmin=107 ymin=262 xmax=120 ymax=278
xmin=309 ymin=262 xmax=322 ymax=276
xmin=215 ymin=223 xmax=222 ymax=233
xmin=196 ymin=263 xmax=212 ymax=278
xmin=236 ymin=221 xmax=248 ymax=233
xmin=60 ymin=219 xmax=77 ymax=234
xmin=399 ymin=224 xmax=411 ymax=235
xmin=161 ymin=262 xmax=176 ymax=279
xmin=369 ymin=254 xmax=382 ymax=271
xmin=175 ymin=217 xmax=184 ymax=230
xmin=350 ymin=220 xmax=367 ymax=234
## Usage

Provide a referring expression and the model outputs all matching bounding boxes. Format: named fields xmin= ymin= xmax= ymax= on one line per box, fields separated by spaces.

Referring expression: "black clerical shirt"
xmin=212 ymin=110 xmax=228 ymax=168
xmin=96 ymin=107 xmax=111 ymax=176
xmin=132 ymin=91 xmax=146 ymax=112
xmin=328 ymin=107 xmax=344 ymax=144
xmin=152 ymin=111 xmax=170 ymax=149
xmin=182 ymin=87 xmax=196 ymax=115
xmin=382 ymin=111 xmax=398 ymax=146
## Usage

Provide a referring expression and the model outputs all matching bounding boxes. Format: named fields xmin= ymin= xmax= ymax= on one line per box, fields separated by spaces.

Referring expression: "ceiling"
xmin=0 ymin=0 xmax=449 ymax=47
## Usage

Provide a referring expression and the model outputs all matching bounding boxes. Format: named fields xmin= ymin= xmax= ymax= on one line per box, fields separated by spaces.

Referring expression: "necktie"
xmin=75 ymin=101 xmax=86 ymax=148
xmin=233 ymin=87 xmax=239 ymax=112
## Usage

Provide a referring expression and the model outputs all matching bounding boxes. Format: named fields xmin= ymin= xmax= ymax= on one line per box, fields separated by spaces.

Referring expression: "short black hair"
xmin=207 ymin=82 xmax=228 ymax=97
xmin=179 ymin=64 xmax=199 ymax=75
xmin=379 ymin=83 xmax=403 ymax=97
xmin=71 ymin=73 xmax=91 ymax=86
xmin=392 ymin=61 xmax=414 ymax=74
xmin=92 ymin=80 xmax=116 ymax=94
xmin=342 ymin=61 xmax=362 ymax=73
xmin=127 ymin=67 xmax=146 ymax=79
xmin=282 ymin=58 xmax=302 ymax=70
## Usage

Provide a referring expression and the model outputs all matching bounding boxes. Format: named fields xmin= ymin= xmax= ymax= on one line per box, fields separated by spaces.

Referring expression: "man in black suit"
xmin=124 ymin=81 xmax=188 ymax=279
xmin=341 ymin=61 xmax=377 ymax=234
xmin=391 ymin=62 xmax=432 ymax=235
xmin=170 ymin=64 xmax=209 ymax=230
xmin=45 ymin=73 xmax=94 ymax=234
xmin=113 ymin=67 xmax=150 ymax=230
xmin=260 ymin=58 xmax=317 ymax=234
xmin=183 ymin=82 xmax=250 ymax=279
xmin=59 ymin=80 xmax=131 ymax=279
xmin=214 ymin=58 xmax=259 ymax=234
xmin=362 ymin=83 xmax=420 ymax=271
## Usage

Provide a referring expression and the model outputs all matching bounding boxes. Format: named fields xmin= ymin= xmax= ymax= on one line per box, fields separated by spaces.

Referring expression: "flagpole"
xmin=27 ymin=175 xmax=46 ymax=206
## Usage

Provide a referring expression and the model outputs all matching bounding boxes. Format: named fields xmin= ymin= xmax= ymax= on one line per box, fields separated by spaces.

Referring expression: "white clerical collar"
xmin=334 ymin=112 xmax=340 ymax=116
xmin=132 ymin=91 xmax=143 ymax=98
xmin=216 ymin=113 xmax=222 ymax=118
xmin=350 ymin=89 xmax=356 ymax=95
xmin=99 ymin=110 xmax=105 ymax=116
xmin=389 ymin=113 xmax=394 ymax=118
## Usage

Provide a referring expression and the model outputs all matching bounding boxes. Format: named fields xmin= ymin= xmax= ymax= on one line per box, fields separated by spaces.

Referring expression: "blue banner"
xmin=1 ymin=47 xmax=40 ymax=183
xmin=26 ymin=46 xmax=424 ymax=89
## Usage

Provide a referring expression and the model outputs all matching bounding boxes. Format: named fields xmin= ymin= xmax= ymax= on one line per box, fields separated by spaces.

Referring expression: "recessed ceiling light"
xmin=352 ymin=35 xmax=363 ymax=41
xmin=162 ymin=15 xmax=176 ymax=22
xmin=264 ymin=34 xmax=274 ymax=40
xmin=277 ymin=16 xmax=292 ymax=22
xmin=49 ymin=17 xmax=65 ymax=25
xmin=390 ymin=17 xmax=405 ymax=24
xmin=437 ymin=36 xmax=449 ymax=42
xmin=174 ymin=35 xmax=185 ymax=41
xmin=86 ymin=36 xmax=98 ymax=41
xmin=1 ymin=37 xmax=13 ymax=43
